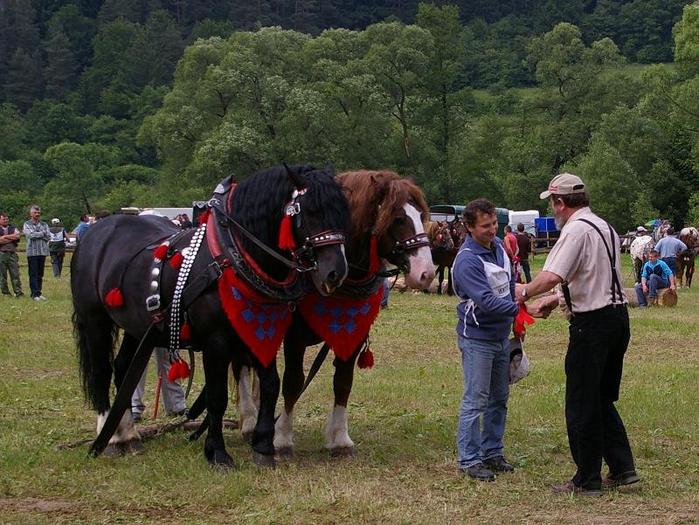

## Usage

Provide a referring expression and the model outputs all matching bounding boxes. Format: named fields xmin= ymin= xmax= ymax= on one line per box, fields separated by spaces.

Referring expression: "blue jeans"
xmin=456 ymin=336 xmax=510 ymax=468
xmin=662 ymin=257 xmax=676 ymax=275
xmin=634 ymin=274 xmax=667 ymax=306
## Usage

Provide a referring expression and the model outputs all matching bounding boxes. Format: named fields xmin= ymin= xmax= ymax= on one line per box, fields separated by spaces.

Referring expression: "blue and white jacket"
xmin=452 ymin=235 xmax=518 ymax=341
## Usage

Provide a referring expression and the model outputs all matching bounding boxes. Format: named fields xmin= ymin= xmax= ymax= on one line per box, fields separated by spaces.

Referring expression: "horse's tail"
xmin=72 ymin=246 xmax=119 ymax=413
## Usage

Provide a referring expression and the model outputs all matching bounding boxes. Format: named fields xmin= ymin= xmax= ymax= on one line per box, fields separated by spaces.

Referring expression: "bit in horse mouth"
xmin=323 ymin=282 xmax=336 ymax=295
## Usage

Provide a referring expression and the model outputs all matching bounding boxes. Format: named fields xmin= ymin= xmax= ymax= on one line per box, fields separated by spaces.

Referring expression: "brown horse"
xmin=430 ymin=217 xmax=467 ymax=295
xmin=677 ymin=227 xmax=699 ymax=287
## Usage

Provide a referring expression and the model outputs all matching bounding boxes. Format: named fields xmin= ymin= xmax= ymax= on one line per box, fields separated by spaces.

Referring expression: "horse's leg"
xmin=251 ymin=357 xmax=279 ymax=467
xmin=688 ymin=259 xmax=695 ymax=288
xmin=325 ymin=351 xmax=360 ymax=458
xmin=232 ymin=362 xmax=258 ymax=444
xmin=105 ymin=333 xmax=144 ymax=456
xmin=202 ymin=335 xmax=234 ymax=468
xmin=436 ymin=265 xmax=444 ymax=294
xmin=274 ymin=335 xmax=307 ymax=457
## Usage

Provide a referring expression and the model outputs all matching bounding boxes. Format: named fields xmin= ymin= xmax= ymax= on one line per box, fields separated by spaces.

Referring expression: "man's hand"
xmin=642 ymin=284 xmax=648 ymax=294
xmin=529 ymin=295 xmax=559 ymax=318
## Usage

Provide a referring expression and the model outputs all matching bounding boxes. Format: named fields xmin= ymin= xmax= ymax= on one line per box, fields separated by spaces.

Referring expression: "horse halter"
xmin=282 ymin=188 xmax=346 ymax=273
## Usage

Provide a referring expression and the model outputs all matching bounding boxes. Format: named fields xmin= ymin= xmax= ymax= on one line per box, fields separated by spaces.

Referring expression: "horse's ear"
xmin=283 ymin=163 xmax=307 ymax=190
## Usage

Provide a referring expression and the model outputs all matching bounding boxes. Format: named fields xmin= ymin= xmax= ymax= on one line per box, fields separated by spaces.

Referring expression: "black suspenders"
xmin=561 ymin=218 xmax=624 ymax=314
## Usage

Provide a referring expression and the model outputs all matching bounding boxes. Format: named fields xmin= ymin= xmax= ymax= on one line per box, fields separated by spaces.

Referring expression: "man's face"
xmin=31 ymin=209 xmax=41 ymax=221
xmin=550 ymin=197 xmax=568 ymax=230
xmin=468 ymin=212 xmax=497 ymax=248
xmin=0 ymin=215 xmax=8 ymax=227
xmin=649 ymin=252 xmax=658 ymax=263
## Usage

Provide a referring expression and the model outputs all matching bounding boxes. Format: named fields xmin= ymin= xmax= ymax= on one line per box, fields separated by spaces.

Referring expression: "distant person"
xmin=73 ymin=214 xmax=90 ymax=243
xmin=629 ymin=226 xmax=654 ymax=284
xmin=0 ymin=211 xmax=24 ymax=297
xmin=654 ymin=227 xmax=687 ymax=276
xmin=503 ymin=225 xmax=519 ymax=263
xmin=514 ymin=223 xmax=532 ymax=283
xmin=23 ymin=205 xmax=50 ymax=301
xmin=635 ymin=249 xmax=675 ymax=307
xmin=131 ymin=348 xmax=187 ymax=422
xmin=48 ymin=218 xmax=69 ymax=278
xmin=179 ymin=213 xmax=193 ymax=229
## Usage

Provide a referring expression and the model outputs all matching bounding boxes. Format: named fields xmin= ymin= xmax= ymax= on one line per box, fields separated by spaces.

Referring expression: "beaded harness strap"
xmin=166 ymin=222 xmax=207 ymax=364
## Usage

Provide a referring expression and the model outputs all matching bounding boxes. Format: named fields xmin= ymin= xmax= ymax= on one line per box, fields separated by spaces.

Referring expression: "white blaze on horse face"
xmin=273 ymin=409 xmax=295 ymax=451
xmin=403 ymin=203 xmax=436 ymax=289
xmin=324 ymin=405 xmax=354 ymax=450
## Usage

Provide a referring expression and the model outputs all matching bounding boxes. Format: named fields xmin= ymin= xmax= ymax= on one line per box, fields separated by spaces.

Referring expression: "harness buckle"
xmin=146 ymin=294 xmax=161 ymax=311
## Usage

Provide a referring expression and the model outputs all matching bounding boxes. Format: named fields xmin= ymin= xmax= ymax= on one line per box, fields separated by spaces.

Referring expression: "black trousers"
xmin=520 ymin=259 xmax=532 ymax=283
xmin=566 ymin=305 xmax=635 ymax=489
xmin=27 ymin=255 xmax=46 ymax=298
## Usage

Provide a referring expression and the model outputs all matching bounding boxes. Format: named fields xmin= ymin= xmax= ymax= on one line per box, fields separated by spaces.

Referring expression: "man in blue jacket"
xmin=635 ymin=249 xmax=675 ymax=307
xmin=451 ymin=198 xmax=519 ymax=481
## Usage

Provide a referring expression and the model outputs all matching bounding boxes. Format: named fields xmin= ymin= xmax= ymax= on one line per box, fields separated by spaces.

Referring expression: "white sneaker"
xmin=33 ymin=297 xmax=42 ymax=302
xmin=38 ymin=295 xmax=47 ymax=301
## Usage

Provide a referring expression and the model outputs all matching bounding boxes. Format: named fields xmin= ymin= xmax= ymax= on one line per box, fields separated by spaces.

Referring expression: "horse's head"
xmin=449 ymin=218 xmax=468 ymax=249
xmin=282 ymin=164 xmax=350 ymax=296
xmin=339 ymin=170 xmax=435 ymax=290
xmin=428 ymin=221 xmax=454 ymax=251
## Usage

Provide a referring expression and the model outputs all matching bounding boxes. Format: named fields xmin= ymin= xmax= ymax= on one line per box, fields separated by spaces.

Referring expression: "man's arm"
xmin=515 ymin=270 xmax=563 ymax=303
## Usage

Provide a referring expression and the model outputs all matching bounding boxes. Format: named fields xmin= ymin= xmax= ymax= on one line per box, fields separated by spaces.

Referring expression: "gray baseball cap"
xmin=540 ymin=173 xmax=586 ymax=199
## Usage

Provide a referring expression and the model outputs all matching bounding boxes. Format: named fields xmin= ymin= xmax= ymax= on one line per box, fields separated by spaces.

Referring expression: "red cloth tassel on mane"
xmin=169 ymin=251 xmax=184 ymax=269
xmin=167 ymin=359 xmax=190 ymax=383
xmin=153 ymin=244 xmax=168 ymax=260
xmin=357 ymin=347 xmax=374 ymax=369
xmin=197 ymin=209 xmax=210 ymax=226
xmin=513 ymin=303 xmax=535 ymax=338
xmin=369 ymin=236 xmax=380 ymax=273
xmin=179 ymin=322 xmax=191 ymax=342
xmin=278 ymin=214 xmax=296 ymax=251
xmin=104 ymin=288 xmax=124 ymax=308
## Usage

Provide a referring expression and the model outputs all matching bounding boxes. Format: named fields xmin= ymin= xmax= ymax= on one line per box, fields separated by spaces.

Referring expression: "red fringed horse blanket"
xmin=218 ymin=266 xmax=293 ymax=367
xmin=298 ymin=286 xmax=383 ymax=361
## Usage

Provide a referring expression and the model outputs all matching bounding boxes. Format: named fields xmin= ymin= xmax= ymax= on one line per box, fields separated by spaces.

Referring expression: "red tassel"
xmin=278 ymin=213 xmax=296 ymax=251
xmin=197 ymin=209 xmax=210 ymax=226
xmin=369 ymin=236 xmax=380 ymax=273
xmin=104 ymin=288 xmax=124 ymax=308
xmin=169 ymin=251 xmax=184 ymax=269
xmin=357 ymin=347 xmax=374 ymax=369
xmin=153 ymin=244 xmax=168 ymax=260
xmin=180 ymin=322 xmax=191 ymax=342
xmin=167 ymin=359 xmax=190 ymax=382
xmin=513 ymin=303 xmax=535 ymax=338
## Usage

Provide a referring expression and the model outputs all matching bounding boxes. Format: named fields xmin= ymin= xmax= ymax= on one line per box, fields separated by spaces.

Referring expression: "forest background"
xmin=2 ymin=0 xmax=699 ymax=232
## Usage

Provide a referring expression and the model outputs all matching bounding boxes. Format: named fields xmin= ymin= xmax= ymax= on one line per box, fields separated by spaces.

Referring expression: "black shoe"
xmin=464 ymin=463 xmax=496 ymax=481
xmin=484 ymin=456 xmax=514 ymax=473
xmin=551 ymin=480 xmax=602 ymax=497
xmin=602 ymin=470 xmax=640 ymax=490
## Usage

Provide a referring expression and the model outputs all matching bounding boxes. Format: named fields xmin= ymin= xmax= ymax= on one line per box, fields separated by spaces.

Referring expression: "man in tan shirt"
xmin=515 ymin=173 xmax=638 ymax=496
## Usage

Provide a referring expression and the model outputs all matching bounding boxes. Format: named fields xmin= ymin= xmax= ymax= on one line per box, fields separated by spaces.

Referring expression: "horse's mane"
xmin=337 ymin=170 xmax=429 ymax=241
xmin=426 ymin=221 xmax=440 ymax=241
xmin=231 ymin=164 xmax=349 ymax=248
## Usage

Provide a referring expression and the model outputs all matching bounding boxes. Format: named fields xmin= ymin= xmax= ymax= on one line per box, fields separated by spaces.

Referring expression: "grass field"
xmin=0 ymin=253 xmax=697 ymax=524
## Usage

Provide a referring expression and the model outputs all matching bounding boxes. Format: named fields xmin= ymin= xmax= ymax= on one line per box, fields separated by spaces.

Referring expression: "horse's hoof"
xmin=102 ymin=444 xmax=123 ymax=458
xmin=276 ymin=446 xmax=294 ymax=458
xmin=241 ymin=430 xmax=254 ymax=444
xmin=330 ymin=446 xmax=356 ymax=458
xmin=207 ymin=450 xmax=235 ymax=469
xmin=252 ymin=451 xmax=276 ymax=468
xmin=123 ymin=439 xmax=145 ymax=455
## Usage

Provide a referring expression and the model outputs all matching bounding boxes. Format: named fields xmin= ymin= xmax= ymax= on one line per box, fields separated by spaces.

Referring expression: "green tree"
xmin=43 ymin=30 xmax=78 ymax=100
xmin=0 ymin=104 xmax=28 ymax=160
xmin=4 ymin=49 xmax=43 ymax=111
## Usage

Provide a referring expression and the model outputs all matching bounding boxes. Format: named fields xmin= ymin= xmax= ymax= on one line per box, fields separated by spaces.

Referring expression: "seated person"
xmin=635 ymin=249 xmax=675 ymax=307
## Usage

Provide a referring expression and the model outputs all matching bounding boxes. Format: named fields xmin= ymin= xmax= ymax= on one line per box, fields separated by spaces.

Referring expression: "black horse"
xmin=73 ymin=164 xmax=350 ymax=467
xmin=229 ymin=170 xmax=435 ymax=457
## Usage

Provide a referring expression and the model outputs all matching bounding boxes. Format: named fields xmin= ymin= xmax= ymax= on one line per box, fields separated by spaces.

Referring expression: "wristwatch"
xmin=521 ymin=286 xmax=528 ymax=299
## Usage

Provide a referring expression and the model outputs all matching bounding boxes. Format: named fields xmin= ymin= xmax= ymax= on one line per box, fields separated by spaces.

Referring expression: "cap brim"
xmin=539 ymin=190 xmax=552 ymax=199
